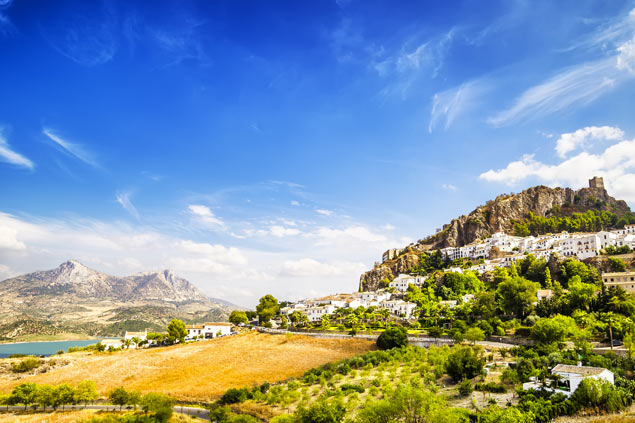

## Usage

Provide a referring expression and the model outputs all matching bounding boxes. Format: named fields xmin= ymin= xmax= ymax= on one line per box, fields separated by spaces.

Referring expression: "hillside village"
xmin=278 ymin=214 xmax=635 ymax=327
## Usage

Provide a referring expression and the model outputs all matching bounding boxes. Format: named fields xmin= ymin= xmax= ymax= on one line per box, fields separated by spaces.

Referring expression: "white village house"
xmin=186 ymin=322 xmax=233 ymax=339
xmin=523 ymin=364 xmax=614 ymax=397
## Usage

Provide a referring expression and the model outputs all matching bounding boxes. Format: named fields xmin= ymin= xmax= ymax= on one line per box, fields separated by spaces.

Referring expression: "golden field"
xmin=0 ymin=332 xmax=374 ymax=402
xmin=0 ymin=409 xmax=200 ymax=422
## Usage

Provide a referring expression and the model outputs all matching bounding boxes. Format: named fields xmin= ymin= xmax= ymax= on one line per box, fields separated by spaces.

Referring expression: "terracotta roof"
xmin=186 ymin=324 xmax=204 ymax=329
xmin=552 ymin=364 xmax=609 ymax=376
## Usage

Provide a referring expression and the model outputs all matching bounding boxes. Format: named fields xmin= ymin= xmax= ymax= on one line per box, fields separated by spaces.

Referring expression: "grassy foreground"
xmin=0 ymin=332 xmax=374 ymax=402
xmin=0 ymin=409 xmax=200 ymax=422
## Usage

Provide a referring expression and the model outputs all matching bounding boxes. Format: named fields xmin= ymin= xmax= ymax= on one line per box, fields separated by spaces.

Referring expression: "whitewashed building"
xmin=523 ymin=364 xmax=614 ymax=397
xmin=390 ymin=274 xmax=427 ymax=292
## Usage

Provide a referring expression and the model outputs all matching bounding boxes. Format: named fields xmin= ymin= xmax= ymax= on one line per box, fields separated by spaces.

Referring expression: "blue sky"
xmin=2 ymin=0 xmax=635 ymax=306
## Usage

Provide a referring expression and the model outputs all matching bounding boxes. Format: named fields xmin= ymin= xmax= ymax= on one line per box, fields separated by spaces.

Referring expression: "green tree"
xmin=10 ymin=383 xmax=37 ymax=410
xmin=109 ymin=386 xmax=129 ymax=411
xmin=229 ymin=311 xmax=249 ymax=325
xmin=544 ymin=267 xmax=553 ymax=289
xmin=496 ymin=276 xmax=539 ymax=319
xmin=256 ymin=294 xmax=280 ymax=325
xmin=141 ymin=392 xmax=174 ymax=423
xmin=531 ymin=314 xmax=581 ymax=345
xmin=127 ymin=390 xmax=142 ymax=410
xmin=608 ymin=257 xmax=627 ymax=272
xmin=354 ymin=399 xmax=396 ymax=423
xmin=464 ymin=327 xmax=485 ymax=344
xmin=75 ymin=380 xmax=98 ymax=407
xmin=55 ymin=384 xmax=75 ymax=410
xmin=296 ymin=398 xmax=346 ymax=423
xmin=376 ymin=326 xmax=408 ymax=350
xmin=167 ymin=319 xmax=188 ymax=344
xmin=35 ymin=384 xmax=55 ymax=410
xmin=445 ymin=346 xmax=485 ymax=382
xmin=391 ymin=383 xmax=445 ymax=423
xmin=566 ymin=276 xmax=597 ymax=312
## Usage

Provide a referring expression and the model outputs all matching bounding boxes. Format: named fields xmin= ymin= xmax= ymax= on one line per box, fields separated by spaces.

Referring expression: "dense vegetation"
xmin=208 ymin=341 xmax=635 ymax=423
xmin=514 ymin=209 xmax=635 ymax=237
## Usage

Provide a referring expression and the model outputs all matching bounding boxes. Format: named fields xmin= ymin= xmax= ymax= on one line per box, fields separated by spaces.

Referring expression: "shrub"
xmin=340 ymin=383 xmax=365 ymax=393
xmin=296 ymin=398 xmax=346 ymax=423
xmin=220 ymin=387 xmax=252 ymax=405
xmin=475 ymin=382 xmax=507 ymax=393
xmin=445 ymin=346 xmax=485 ymax=382
xmin=458 ymin=379 xmax=473 ymax=397
xmin=11 ymin=357 xmax=42 ymax=373
xmin=377 ymin=326 xmax=408 ymax=350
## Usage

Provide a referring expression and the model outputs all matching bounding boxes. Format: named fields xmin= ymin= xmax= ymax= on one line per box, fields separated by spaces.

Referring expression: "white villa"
xmin=523 ymin=364 xmax=614 ymax=397
xmin=186 ymin=322 xmax=233 ymax=339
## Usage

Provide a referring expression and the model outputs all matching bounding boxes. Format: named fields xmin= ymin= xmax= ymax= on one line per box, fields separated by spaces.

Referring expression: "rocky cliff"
xmin=360 ymin=180 xmax=631 ymax=292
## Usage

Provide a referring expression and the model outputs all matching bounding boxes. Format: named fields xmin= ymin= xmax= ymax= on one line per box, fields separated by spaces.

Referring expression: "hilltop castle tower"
xmin=589 ymin=176 xmax=604 ymax=189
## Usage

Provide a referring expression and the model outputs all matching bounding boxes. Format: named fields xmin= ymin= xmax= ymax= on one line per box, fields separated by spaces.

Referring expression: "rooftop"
xmin=552 ymin=364 xmax=609 ymax=376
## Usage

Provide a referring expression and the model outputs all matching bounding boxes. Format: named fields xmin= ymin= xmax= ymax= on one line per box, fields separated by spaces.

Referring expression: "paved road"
xmin=258 ymin=327 xmax=517 ymax=349
xmin=0 ymin=404 xmax=210 ymax=420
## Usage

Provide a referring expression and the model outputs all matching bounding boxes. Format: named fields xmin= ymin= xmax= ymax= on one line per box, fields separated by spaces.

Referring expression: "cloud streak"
xmin=116 ymin=191 xmax=140 ymax=219
xmin=43 ymin=128 xmax=99 ymax=168
xmin=488 ymin=58 xmax=622 ymax=126
xmin=429 ymin=80 xmax=488 ymax=132
xmin=0 ymin=130 xmax=34 ymax=169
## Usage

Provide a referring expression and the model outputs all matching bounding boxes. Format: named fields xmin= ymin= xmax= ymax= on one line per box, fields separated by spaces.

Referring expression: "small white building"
xmin=307 ymin=304 xmax=336 ymax=322
xmin=379 ymin=300 xmax=417 ymax=318
xmin=101 ymin=339 xmax=123 ymax=351
xmin=523 ymin=364 xmax=614 ymax=397
xmin=390 ymin=274 xmax=426 ymax=292
xmin=202 ymin=322 xmax=233 ymax=338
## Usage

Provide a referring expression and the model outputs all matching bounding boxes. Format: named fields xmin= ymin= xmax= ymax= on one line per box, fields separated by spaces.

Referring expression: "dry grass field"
xmin=0 ymin=409 xmax=200 ymax=422
xmin=0 ymin=332 xmax=374 ymax=402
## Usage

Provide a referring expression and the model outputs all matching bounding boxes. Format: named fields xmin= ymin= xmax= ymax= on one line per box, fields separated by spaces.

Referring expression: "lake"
xmin=0 ymin=340 xmax=98 ymax=358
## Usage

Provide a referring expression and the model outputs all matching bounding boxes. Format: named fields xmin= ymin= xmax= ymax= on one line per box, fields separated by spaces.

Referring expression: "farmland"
xmin=0 ymin=332 xmax=374 ymax=402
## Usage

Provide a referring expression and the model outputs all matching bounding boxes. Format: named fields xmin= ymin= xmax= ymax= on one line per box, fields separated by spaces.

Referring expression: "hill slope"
xmin=0 ymin=332 xmax=374 ymax=402
xmin=360 ymin=179 xmax=633 ymax=291
xmin=0 ymin=260 xmax=237 ymax=339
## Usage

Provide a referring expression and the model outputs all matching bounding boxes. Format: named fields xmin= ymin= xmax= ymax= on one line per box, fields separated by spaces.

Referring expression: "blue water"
xmin=0 ymin=340 xmax=98 ymax=358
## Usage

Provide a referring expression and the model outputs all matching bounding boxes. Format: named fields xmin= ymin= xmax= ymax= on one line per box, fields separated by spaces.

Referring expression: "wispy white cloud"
xmin=0 ymin=0 xmax=15 ymax=36
xmin=442 ymin=183 xmax=458 ymax=191
xmin=315 ymin=209 xmax=334 ymax=216
xmin=290 ymin=200 xmax=300 ymax=207
xmin=489 ymin=8 xmax=635 ymax=126
xmin=488 ymin=58 xmax=622 ymax=126
xmin=0 ymin=130 xmax=34 ymax=170
xmin=429 ymin=80 xmax=488 ymax=132
xmin=40 ymin=4 xmax=118 ymax=66
xmin=116 ymin=191 xmax=140 ymax=220
xmin=43 ymin=128 xmax=99 ymax=168
xmin=188 ymin=204 xmax=225 ymax=229
xmin=149 ymin=17 xmax=209 ymax=66
xmin=555 ymin=126 xmax=623 ymax=158
xmin=480 ymin=126 xmax=635 ymax=203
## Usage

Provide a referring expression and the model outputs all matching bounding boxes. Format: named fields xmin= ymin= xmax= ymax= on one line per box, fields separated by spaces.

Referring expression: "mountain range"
xmin=0 ymin=260 xmax=237 ymax=340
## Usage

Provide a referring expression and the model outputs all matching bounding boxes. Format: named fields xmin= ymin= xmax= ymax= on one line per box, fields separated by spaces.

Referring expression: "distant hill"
xmin=360 ymin=177 xmax=634 ymax=291
xmin=0 ymin=260 xmax=239 ymax=339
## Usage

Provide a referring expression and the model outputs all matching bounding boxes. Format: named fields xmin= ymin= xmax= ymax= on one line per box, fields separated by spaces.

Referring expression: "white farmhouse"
xmin=202 ymin=322 xmax=232 ymax=338
xmin=523 ymin=364 xmax=614 ymax=397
